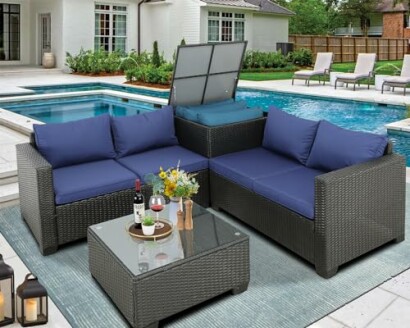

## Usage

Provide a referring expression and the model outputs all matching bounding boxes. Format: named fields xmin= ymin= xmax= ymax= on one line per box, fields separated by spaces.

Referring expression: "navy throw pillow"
xmin=33 ymin=114 xmax=116 ymax=168
xmin=306 ymin=120 xmax=388 ymax=172
xmin=111 ymin=106 xmax=179 ymax=157
xmin=262 ymin=106 xmax=319 ymax=165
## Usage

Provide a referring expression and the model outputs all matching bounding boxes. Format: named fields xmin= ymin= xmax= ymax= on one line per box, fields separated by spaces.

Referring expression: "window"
xmin=207 ymin=11 xmax=245 ymax=43
xmin=95 ymin=4 xmax=127 ymax=52
xmin=0 ymin=4 xmax=20 ymax=61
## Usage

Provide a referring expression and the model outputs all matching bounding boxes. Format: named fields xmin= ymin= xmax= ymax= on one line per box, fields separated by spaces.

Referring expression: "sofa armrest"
xmin=314 ymin=154 xmax=405 ymax=277
xmin=175 ymin=116 xmax=266 ymax=158
xmin=16 ymin=143 xmax=58 ymax=255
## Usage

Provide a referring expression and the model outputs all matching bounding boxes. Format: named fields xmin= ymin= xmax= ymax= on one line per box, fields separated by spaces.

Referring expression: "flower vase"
xmin=184 ymin=199 xmax=193 ymax=230
xmin=169 ymin=197 xmax=182 ymax=226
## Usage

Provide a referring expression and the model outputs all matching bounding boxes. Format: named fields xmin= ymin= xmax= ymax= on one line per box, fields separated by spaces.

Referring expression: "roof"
xmin=200 ymin=0 xmax=294 ymax=15
xmin=376 ymin=0 xmax=408 ymax=12
xmin=201 ymin=0 xmax=258 ymax=9
xmin=245 ymin=0 xmax=294 ymax=15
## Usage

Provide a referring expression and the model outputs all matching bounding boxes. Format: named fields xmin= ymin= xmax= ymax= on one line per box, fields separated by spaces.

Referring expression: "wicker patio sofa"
xmin=16 ymin=107 xmax=209 ymax=255
xmin=177 ymin=107 xmax=405 ymax=279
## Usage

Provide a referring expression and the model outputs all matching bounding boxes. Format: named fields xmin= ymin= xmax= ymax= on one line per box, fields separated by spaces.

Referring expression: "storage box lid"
xmin=169 ymin=41 xmax=247 ymax=107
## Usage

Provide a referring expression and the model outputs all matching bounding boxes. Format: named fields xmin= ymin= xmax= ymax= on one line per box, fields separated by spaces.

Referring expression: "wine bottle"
xmin=134 ymin=179 xmax=145 ymax=227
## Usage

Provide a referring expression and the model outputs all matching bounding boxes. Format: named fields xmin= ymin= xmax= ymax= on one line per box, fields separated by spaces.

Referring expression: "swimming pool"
xmin=11 ymin=83 xmax=410 ymax=165
xmin=0 ymin=95 xmax=154 ymax=124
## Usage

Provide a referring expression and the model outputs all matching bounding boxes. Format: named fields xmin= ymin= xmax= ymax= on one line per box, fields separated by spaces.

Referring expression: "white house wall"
xmin=30 ymin=0 xmax=63 ymax=67
xmin=251 ymin=13 xmax=289 ymax=52
xmin=141 ymin=0 xmax=201 ymax=60
xmin=61 ymin=0 xmax=139 ymax=68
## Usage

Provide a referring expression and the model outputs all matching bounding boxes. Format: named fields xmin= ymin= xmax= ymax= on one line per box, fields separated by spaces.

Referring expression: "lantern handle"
xmin=25 ymin=273 xmax=37 ymax=281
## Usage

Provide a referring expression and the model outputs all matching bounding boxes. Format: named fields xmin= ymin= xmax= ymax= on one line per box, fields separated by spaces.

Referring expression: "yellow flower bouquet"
xmin=145 ymin=162 xmax=200 ymax=199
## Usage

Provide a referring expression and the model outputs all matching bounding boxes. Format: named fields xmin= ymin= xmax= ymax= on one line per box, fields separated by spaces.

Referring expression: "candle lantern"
xmin=16 ymin=274 xmax=48 ymax=327
xmin=0 ymin=254 xmax=15 ymax=326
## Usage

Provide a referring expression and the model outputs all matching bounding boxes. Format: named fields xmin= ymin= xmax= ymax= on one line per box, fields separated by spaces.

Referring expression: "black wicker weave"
xmin=16 ymin=141 xmax=210 ymax=255
xmin=175 ymin=116 xmax=266 ymax=158
xmin=208 ymin=119 xmax=406 ymax=278
xmin=88 ymin=210 xmax=250 ymax=328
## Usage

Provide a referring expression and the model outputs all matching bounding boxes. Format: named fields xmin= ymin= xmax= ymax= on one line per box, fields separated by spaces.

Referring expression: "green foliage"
xmin=142 ymin=216 xmax=155 ymax=226
xmin=125 ymin=63 xmax=172 ymax=85
xmin=287 ymin=48 xmax=313 ymax=66
xmin=65 ymin=48 xmax=123 ymax=74
xmin=288 ymin=0 xmax=329 ymax=35
xmin=152 ymin=41 xmax=161 ymax=68
xmin=180 ymin=38 xmax=186 ymax=46
xmin=242 ymin=50 xmax=288 ymax=69
xmin=119 ymin=51 xmax=151 ymax=71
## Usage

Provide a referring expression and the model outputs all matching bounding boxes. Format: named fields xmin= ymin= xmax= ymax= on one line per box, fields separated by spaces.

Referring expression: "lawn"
xmin=239 ymin=60 xmax=403 ymax=81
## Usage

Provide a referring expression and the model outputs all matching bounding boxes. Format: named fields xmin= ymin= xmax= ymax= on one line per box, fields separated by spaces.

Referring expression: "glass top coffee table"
xmin=88 ymin=203 xmax=249 ymax=328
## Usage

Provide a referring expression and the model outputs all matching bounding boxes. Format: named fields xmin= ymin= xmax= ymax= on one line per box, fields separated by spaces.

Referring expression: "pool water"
xmin=11 ymin=83 xmax=410 ymax=165
xmin=1 ymin=95 xmax=154 ymax=124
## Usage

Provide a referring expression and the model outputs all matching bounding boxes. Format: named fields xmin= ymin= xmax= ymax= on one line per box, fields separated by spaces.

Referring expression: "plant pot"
xmin=42 ymin=52 xmax=55 ymax=69
xmin=142 ymin=224 xmax=155 ymax=236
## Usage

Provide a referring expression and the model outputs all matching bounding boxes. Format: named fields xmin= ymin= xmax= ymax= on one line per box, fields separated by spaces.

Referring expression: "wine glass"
xmin=149 ymin=195 xmax=165 ymax=229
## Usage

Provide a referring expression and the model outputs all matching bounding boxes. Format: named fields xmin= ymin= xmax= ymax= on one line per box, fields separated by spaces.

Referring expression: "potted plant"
xmin=141 ymin=216 xmax=155 ymax=236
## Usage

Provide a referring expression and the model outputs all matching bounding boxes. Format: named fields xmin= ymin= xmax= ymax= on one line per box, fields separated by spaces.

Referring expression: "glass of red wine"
xmin=149 ymin=195 xmax=165 ymax=229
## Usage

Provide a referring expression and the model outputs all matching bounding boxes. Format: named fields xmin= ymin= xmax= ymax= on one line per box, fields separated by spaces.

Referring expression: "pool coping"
xmin=0 ymin=89 xmax=168 ymax=135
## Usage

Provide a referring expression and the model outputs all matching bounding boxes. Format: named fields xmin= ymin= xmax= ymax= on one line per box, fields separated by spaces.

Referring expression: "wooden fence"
xmin=288 ymin=35 xmax=409 ymax=62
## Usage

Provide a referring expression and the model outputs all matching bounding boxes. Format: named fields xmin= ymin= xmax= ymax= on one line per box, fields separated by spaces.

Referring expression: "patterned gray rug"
xmin=1 ymin=188 xmax=410 ymax=328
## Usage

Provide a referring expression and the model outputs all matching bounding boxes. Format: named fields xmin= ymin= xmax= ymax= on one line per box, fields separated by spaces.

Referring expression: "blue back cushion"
xmin=34 ymin=114 xmax=116 ymax=169
xmin=262 ymin=106 xmax=319 ymax=165
xmin=111 ymin=106 xmax=178 ymax=158
xmin=306 ymin=120 xmax=388 ymax=172
xmin=197 ymin=107 xmax=263 ymax=127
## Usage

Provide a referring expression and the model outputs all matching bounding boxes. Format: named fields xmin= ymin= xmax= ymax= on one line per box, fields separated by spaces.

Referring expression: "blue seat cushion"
xmin=176 ymin=99 xmax=247 ymax=122
xmin=176 ymin=99 xmax=235 ymax=120
xmin=253 ymin=167 xmax=325 ymax=219
xmin=197 ymin=107 xmax=263 ymax=127
xmin=111 ymin=106 xmax=179 ymax=158
xmin=262 ymin=106 xmax=319 ymax=165
xmin=53 ymin=159 xmax=137 ymax=205
xmin=34 ymin=114 xmax=116 ymax=169
xmin=117 ymin=145 xmax=208 ymax=179
xmin=210 ymin=147 xmax=302 ymax=190
xmin=306 ymin=120 xmax=388 ymax=172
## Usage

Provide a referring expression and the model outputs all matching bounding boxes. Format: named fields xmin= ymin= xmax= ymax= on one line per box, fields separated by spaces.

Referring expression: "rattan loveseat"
xmin=176 ymin=108 xmax=405 ymax=279
xmin=16 ymin=108 xmax=209 ymax=255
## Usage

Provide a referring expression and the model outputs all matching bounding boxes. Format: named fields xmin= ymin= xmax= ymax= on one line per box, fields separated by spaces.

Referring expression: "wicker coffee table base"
xmin=88 ymin=229 xmax=250 ymax=328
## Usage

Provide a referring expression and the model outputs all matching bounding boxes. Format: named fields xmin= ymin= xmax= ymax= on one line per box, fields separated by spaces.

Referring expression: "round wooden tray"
xmin=127 ymin=219 xmax=173 ymax=241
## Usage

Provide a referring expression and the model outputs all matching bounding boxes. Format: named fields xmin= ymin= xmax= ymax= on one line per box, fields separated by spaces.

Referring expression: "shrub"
xmin=65 ymin=48 xmax=123 ymax=74
xmin=119 ymin=51 xmax=151 ymax=71
xmin=152 ymin=41 xmax=161 ymax=68
xmin=125 ymin=63 xmax=172 ymax=85
xmin=242 ymin=50 xmax=287 ymax=69
xmin=287 ymin=48 xmax=313 ymax=67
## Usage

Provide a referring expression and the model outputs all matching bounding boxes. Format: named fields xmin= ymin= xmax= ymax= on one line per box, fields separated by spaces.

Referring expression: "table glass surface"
xmin=89 ymin=203 xmax=246 ymax=276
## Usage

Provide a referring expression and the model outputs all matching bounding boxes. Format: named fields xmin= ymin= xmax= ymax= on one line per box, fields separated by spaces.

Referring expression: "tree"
xmin=287 ymin=0 xmax=329 ymax=35
xmin=339 ymin=0 xmax=379 ymax=36
xmin=152 ymin=41 xmax=161 ymax=68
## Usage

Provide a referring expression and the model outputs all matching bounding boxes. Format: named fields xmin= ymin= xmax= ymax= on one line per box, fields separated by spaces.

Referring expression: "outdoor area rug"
xmin=1 ymin=187 xmax=410 ymax=328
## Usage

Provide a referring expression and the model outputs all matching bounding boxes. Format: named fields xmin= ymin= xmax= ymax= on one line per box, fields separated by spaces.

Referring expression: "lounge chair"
xmin=292 ymin=52 xmax=333 ymax=86
xmin=335 ymin=53 xmax=377 ymax=90
xmin=382 ymin=55 xmax=410 ymax=95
